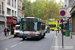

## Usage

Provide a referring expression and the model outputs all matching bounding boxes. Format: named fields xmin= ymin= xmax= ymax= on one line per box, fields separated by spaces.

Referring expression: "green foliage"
xmin=23 ymin=0 xmax=63 ymax=21
xmin=23 ymin=0 xmax=33 ymax=17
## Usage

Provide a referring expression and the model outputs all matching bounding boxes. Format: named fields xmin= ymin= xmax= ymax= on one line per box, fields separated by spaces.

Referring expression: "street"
xmin=0 ymin=31 xmax=55 ymax=50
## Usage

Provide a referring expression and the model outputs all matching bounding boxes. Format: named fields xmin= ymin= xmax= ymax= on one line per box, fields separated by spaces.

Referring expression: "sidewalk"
xmin=0 ymin=32 xmax=14 ymax=41
xmin=50 ymin=33 xmax=75 ymax=50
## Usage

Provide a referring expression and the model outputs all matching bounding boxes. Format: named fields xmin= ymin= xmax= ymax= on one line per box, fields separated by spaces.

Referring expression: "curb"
xmin=0 ymin=35 xmax=14 ymax=42
xmin=50 ymin=35 xmax=55 ymax=50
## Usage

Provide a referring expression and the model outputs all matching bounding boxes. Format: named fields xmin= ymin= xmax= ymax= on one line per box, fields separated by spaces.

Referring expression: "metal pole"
xmin=58 ymin=21 xmax=59 ymax=33
xmin=56 ymin=30 xmax=57 ymax=36
xmin=62 ymin=19 xmax=64 ymax=48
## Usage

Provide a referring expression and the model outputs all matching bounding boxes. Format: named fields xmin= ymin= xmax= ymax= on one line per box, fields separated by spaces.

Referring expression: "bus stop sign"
xmin=60 ymin=10 xmax=66 ymax=16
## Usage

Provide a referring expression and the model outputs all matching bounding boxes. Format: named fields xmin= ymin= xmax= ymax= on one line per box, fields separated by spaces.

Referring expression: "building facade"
xmin=18 ymin=0 xmax=25 ymax=19
xmin=64 ymin=0 xmax=73 ymax=19
xmin=70 ymin=1 xmax=75 ymax=32
xmin=0 ymin=0 xmax=25 ymax=34
xmin=64 ymin=0 xmax=75 ymax=32
xmin=0 ymin=0 xmax=5 ymax=32
xmin=5 ymin=0 xmax=18 ymax=17
xmin=4 ymin=0 xmax=18 ymax=34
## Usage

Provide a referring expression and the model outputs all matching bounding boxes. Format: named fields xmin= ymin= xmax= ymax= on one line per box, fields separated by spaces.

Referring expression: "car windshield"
xmin=15 ymin=26 xmax=20 ymax=30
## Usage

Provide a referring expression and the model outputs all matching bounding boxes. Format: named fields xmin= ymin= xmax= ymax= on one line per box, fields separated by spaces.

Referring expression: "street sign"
xmin=59 ymin=16 xmax=66 ymax=20
xmin=60 ymin=10 xmax=66 ymax=16
xmin=59 ymin=7 xmax=66 ymax=10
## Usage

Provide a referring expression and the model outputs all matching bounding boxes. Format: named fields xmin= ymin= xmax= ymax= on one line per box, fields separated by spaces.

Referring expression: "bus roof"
xmin=21 ymin=17 xmax=45 ymax=24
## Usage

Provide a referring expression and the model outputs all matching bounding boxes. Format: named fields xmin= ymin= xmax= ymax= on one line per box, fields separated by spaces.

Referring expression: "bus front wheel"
xmin=22 ymin=38 xmax=25 ymax=40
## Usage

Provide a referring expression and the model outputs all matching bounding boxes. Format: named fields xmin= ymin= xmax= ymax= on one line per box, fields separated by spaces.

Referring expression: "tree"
xmin=23 ymin=0 xmax=63 ymax=21
xmin=23 ymin=0 xmax=33 ymax=17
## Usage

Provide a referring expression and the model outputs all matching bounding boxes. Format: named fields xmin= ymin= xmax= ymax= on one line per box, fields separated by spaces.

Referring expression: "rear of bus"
xmin=48 ymin=21 xmax=57 ymax=31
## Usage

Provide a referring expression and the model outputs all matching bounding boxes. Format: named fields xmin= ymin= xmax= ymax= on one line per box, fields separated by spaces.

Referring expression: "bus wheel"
xmin=14 ymin=35 xmax=16 ymax=38
xmin=42 ymin=33 xmax=45 ymax=38
xmin=42 ymin=36 xmax=44 ymax=38
xmin=22 ymin=38 xmax=25 ymax=40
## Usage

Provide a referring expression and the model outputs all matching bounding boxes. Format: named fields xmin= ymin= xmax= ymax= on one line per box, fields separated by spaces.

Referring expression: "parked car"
xmin=14 ymin=25 xmax=20 ymax=37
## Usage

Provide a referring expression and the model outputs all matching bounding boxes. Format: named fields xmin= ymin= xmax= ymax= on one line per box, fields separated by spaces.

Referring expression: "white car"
xmin=14 ymin=25 xmax=20 ymax=37
xmin=45 ymin=25 xmax=50 ymax=33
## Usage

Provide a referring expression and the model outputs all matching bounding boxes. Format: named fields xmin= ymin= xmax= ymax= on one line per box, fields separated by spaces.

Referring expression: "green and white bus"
xmin=19 ymin=17 xmax=46 ymax=40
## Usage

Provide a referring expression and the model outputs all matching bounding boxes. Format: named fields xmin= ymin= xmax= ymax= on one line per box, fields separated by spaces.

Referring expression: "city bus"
xmin=48 ymin=19 xmax=61 ymax=31
xmin=19 ymin=17 xmax=46 ymax=40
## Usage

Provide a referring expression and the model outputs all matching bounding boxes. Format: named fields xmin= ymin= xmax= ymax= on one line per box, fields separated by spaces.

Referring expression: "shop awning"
xmin=6 ymin=17 xmax=17 ymax=24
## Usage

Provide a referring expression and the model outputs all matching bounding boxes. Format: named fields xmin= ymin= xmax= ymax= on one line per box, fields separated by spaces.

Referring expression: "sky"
xmin=30 ymin=0 xmax=64 ymax=3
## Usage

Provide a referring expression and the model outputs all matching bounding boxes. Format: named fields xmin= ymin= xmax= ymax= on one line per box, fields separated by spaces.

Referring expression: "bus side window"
xmin=42 ymin=24 xmax=45 ymax=30
xmin=37 ymin=22 xmax=41 ymax=31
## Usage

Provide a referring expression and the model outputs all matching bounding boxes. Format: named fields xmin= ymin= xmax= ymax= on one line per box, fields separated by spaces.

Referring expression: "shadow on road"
xmin=20 ymin=37 xmax=45 ymax=41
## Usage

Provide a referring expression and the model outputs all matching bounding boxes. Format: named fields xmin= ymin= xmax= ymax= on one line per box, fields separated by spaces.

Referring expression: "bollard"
xmin=70 ymin=32 xmax=72 ymax=39
xmin=56 ymin=30 xmax=57 ymax=36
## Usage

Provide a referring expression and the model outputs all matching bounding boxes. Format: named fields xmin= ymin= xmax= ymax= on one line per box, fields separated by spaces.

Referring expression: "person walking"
xmin=7 ymin=27 xmax=10 ymax=36
xmin=4 ymin=27 xmax=7 ymax=36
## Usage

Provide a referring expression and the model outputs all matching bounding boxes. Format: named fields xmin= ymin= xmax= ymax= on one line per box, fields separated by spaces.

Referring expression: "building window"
xmin=7 ymin=8 xmax=11 ymax=15
xmin=7 ymin=0 xmax=10 ymax=5
xmin=65 ymin=0 xmax=67 ymax=2
xmin=0 ymin=5 xmax=1 ymax=13
xmin=0 ymin=5 xmax=1 ymax=10
xmin=15 ymin=11 xmax=16 ymax=16
xmin=12 ymin=10 xmax=14 ymax=16
xmin=2 ymin=2 xmax=3 ymax=10
xmin=2 ymin=2 xmax=4 ymax=15
xmin=0 ymin=23 xmax=5 ymax=31
xmin=12 ymin=0 xmax=13 ymax=7
xmin=15 ymin=0 xmax=16 ymax=8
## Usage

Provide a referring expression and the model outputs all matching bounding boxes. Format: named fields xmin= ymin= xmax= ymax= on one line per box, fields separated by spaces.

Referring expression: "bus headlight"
xmin=35 ymin=31 xmax=40 ymax=36
xmin=20 ymin=31 xmax=23 ymax=34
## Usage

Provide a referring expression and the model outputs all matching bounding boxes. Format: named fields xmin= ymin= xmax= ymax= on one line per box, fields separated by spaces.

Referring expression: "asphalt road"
xmin=0 ymin=31 xmax=55 ymax=50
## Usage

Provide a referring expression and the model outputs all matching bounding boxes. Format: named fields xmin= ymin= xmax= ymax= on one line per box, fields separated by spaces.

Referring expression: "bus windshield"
xmin=49 ymin=25 xmax=56 ymax=28
xmin=21 ymin=22 xmax=38 ymax=31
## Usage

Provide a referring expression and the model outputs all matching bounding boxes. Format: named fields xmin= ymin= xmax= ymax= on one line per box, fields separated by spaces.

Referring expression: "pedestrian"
xmin=7 ymin=27 xmax=10 ymax=36
xmin=47 ymin=26 xmax=50 ymax=33
xmin=4 ymin=27 xmax=7 ymax=36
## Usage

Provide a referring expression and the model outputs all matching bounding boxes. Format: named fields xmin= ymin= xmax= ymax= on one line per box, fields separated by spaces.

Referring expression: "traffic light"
xmin=60 ymin=19 xmax=64 ymax=23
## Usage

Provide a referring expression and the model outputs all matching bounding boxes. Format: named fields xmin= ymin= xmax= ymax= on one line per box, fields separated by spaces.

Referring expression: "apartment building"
xmin=5 ymin=0 xmax=18 ymax=16
xmin=0 ymin=0 xmax=5 ymax=31
xmin=64 ymin=0 xmax=75 ymax=32
xmin=70 ymin=1 xmax=75 ymax=32
xmin=4 ymin=0 xmax=18 ymax=34
xmin=18 ymin=0 xmax=25 ymax=18
xmin=0 ymin=0 xmax=24 ymax=34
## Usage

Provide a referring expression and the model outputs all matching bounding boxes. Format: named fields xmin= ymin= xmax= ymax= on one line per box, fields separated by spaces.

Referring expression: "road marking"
xmin=11 ymin=44 xmax=17 ymax=48
xmin=18 ymin=42 xmax=23 ymax=44
xmin=5 ymin=48 xmax=8 ymax=50
xmin=55 ymin=35 xmax=58 ymax=50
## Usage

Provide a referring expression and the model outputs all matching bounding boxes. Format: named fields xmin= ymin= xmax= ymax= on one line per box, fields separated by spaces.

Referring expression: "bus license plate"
xmin=27 ymin=36 xmax=31 ymax=38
